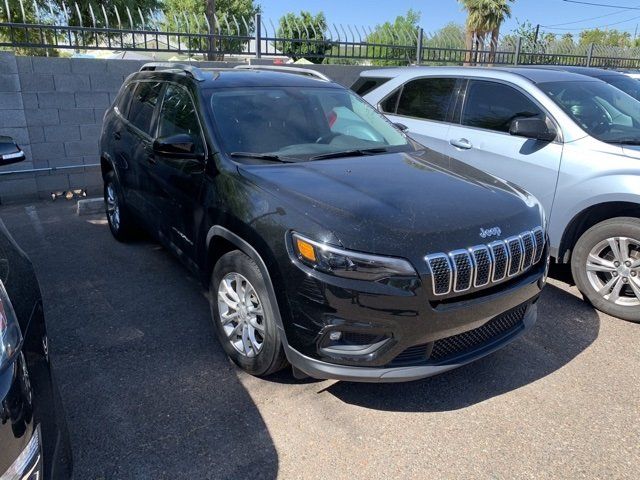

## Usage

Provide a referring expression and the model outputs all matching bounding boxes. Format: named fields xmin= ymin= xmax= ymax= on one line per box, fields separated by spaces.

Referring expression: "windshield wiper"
xmin=309 ymin=147 xmax=389 ymax=161
xmin=612 ymin=139 xmax=640 ymax=145
xmin=229 ymin=152 xmax=294 ymax=162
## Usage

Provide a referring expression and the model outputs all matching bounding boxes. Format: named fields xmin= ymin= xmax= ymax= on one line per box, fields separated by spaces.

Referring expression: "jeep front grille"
xmin=425 ymin=227 xmax=544 ymax=296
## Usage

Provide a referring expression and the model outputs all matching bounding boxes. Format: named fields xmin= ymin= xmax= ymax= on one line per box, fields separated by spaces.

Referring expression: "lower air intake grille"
xmin=429 ymin=304 xmax=528 ymax=363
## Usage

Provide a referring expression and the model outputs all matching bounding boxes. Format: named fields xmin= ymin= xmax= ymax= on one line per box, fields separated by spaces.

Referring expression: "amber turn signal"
xmin=296 ymin=237 xmax=316 ymax=262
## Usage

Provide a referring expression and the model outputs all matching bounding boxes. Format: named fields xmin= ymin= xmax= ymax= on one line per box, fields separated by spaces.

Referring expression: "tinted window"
xmin=158 ymin=85 xmax=203 ymax=153
xmin=116 ymin=83 xmax=135 ymax=117
xmin=396 ymin=78 xmax=457 ymax=121
xmin=351 ymin=77 xmax=391 ymax=96
xmin=462 ymin=80 xmax=543 ymax=133
xmin=380 ymin=89 xmax=400 ymax=113
xmin=127 ymin=82 xmax=163 ymax=135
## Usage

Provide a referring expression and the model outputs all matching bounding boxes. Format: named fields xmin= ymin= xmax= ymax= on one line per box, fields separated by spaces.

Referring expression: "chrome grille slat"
xmin=489 ymin=240 xmax=508 ymax=282
xmin=450 ymin=250 xmax=473 ymax=292
xmin=471 ymin=245 xmax=492 ymax=287
xmin=425 ymin=227 xmax=545 ymax=297
xmin=532 ymin=227 xmax=544 ymax=264
xmin=506 ymin=236 xmax=524 ymax=277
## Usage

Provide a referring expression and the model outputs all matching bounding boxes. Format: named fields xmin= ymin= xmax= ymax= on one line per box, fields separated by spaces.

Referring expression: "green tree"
xmin=277 ymin=11 xmax=332 ymax=63
xmin=1 ymin=0 xmax=160 ymax=55
xmin=459 ymin=0 xmax=514 ymax=64
xmin=163 ymin=0 xmax=259 ymax=59
xmin=367 ymin=9 xmax=420 ymax=66
xmin=424 ymin=22 xmax=465 ymax=65
xmin=579 ymin=28 xmax=631 ymax=47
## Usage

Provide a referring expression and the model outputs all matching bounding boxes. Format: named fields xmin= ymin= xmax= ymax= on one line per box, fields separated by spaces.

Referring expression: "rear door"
xmin=151 ymin=83 xmax=206 ymax=260
xmin=379 ymin=77 xmax=460 ymax=153
xmin=446 ymin=79 xmax=563 ymax=215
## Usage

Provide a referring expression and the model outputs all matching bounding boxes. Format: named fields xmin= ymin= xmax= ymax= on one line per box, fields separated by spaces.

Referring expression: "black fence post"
xmin=255 ymin=13 xmax=262 ymax=58
xmin=586 ymin=42 xmax=594 ymax=67
xmin=416 ymin=27 xmax=424 ymax=65
xmin=514 ymin=37 xmax=521 ymax=66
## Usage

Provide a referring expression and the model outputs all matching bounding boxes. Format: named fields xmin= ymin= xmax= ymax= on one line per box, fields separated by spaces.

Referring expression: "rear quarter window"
xmin=350 ymin=77 xmax=391 ymax=96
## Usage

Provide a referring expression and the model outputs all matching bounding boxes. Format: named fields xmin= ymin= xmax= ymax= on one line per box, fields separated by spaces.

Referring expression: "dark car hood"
xmin=238 ymin=150 xmax=543 ymax=262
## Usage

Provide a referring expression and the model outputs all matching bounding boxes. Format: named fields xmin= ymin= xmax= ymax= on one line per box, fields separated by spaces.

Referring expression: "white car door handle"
xmin=450 ymin=138 xmax=472 ymax=150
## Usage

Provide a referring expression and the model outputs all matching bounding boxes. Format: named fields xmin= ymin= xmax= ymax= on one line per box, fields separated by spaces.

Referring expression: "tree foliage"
xmin=367 ymin=9 xmax=420 ymax=66
xmin=579 ymin=28 xmax=632 ymax=48
xmin=276 ymin=11 xmax=331 ymax=64
xmin=162 ymin=0 xmax=258 ymax=58
xmin=459 ymin=0 xmax=513 ymax=63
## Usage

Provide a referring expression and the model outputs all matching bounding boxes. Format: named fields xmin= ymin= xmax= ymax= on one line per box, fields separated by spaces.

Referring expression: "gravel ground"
xmin=1 ymin=200 xmax=638 ymax=480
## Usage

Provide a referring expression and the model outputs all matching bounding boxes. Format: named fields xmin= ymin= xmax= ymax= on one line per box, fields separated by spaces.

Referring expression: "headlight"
xmin=0 ymin=280 xmax=22 ymax=373
xmin=290 ymin=232 xmax=417 ymax=281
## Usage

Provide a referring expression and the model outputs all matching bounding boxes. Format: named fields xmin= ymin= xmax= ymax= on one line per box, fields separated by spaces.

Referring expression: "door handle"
xmin=112 ymin=131 xmax=121 ymax=141
xmin=450 ymin=138 xmax=472 ymax=150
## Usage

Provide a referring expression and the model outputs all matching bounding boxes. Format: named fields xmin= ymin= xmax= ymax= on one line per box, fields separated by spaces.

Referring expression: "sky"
xmin=258 ymin=1 xmax=640 ymax=37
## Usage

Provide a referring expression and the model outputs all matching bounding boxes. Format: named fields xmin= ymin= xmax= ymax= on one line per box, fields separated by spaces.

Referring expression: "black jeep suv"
xmin=100 ymin=63 xmax=548 ymax=382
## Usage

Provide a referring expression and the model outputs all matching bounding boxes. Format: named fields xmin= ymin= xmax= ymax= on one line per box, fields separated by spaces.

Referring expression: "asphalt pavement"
xmin=1 ymin=200 xmax=638 ymax=479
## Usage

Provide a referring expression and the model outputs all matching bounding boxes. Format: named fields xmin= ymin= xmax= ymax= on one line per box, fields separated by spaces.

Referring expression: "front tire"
xmin=571 ymin=217 xmax=640 ymax=322
xmin=210 ymin=250 xmax=288 ymax=376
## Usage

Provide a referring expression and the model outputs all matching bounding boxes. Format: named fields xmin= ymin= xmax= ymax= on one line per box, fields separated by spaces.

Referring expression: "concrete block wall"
xmin=0 ymin=51 xmax=375 ymax=203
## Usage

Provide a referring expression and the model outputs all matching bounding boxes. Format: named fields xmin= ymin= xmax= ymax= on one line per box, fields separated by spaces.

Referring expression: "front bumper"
xmin=285 ymin=302 xmax=537 ymax=383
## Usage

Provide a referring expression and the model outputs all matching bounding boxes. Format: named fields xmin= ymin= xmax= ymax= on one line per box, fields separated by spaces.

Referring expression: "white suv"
xmin=356 ymin=66 xmax=640 ymax=321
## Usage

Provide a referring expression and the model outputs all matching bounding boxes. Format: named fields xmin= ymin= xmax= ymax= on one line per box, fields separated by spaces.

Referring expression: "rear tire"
xmin=571 ymin=217 xmax=640 ymax=323
xmin=210 ymin=250 xmax=288 ymax=377
xmin=104 ymin=171 xmax=135 ymax=242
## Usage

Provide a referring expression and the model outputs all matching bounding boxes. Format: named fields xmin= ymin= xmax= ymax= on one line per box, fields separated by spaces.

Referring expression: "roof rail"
xmin=139 ymin=63 xmax=206 ymax=82
xmin=233 ymin=65 xmax=331 ymax=82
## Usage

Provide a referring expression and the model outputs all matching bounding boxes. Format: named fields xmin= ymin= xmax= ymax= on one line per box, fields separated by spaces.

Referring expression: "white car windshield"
xmin=540 ymin=80 xmax=640 ymax=145
xmin=209 ymin=86 xmax=414 ymax=160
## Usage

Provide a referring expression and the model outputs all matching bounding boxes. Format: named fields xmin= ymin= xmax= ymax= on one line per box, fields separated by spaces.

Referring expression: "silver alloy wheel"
xmin=217 ymin=272 xmax=265 ymax=357
xmin=586 ymin=236 xmax=640 ymax=306
xmin=106 ymin=183 xmax=120 ymax=231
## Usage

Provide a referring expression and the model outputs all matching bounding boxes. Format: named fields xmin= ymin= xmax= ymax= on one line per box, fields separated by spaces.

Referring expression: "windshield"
xmin=601 ymin=75 xmax=640 ymax=101
xmin=209 ymin=86 xmax=414 ymax=160
xmin=540 ymin=80 xmax=640 ymax=144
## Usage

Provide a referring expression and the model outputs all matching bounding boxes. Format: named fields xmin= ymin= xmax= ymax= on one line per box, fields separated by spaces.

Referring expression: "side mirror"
xmin=509 ymin=116 xmax=557 ymax=142
xmin=394 ymin=122 xmax=409 ymax=132
xmin=0 ymin=136 xmax=26 ymax=166
xmin=153 ymin=134 xmax=203 ymax=160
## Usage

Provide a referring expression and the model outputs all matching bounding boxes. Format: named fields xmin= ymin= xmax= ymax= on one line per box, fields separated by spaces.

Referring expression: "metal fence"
xmin=3 ymin=1 xmax=640 ymax=67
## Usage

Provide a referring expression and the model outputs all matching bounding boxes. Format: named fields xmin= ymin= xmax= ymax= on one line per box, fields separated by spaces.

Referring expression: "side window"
xmin=158 ymin=84 xmax=204 ymax=153
xmin=462 ymin=80 xmax=543 ymax=133
xmin=396 ymin=78 xmax=457 ymax=121
xmin=116 ymin=83 xmax=135 ymax=117
xmin=350 ymin=77 xmax=391 ymax=96
xmin=127 ymin=82 xmax=163 ymax=135
xmin=379 ymin=88 xmax=400 ymax=113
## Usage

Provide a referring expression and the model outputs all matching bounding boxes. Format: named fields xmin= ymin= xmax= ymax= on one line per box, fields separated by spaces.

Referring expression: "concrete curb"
xmin=77 ymin=197 xmax=103 ymax=216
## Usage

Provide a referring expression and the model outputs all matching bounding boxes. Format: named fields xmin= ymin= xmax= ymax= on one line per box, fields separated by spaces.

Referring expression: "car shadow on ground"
xmin=325 ymin=282 xmax=600 ymax=412
xmin=0 ymin=202 xmax=279 ymax=480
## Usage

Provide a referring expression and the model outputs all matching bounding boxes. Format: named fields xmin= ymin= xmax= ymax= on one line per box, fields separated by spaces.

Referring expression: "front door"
xmin=446 ymin=79 xmax=563 ymax=216
xmin=151 ymin=83 xmax=206 ymax=260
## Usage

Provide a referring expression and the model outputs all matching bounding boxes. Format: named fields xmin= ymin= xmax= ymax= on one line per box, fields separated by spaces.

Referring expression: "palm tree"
xmin=459 ymin=0 xmax=514 ymax=64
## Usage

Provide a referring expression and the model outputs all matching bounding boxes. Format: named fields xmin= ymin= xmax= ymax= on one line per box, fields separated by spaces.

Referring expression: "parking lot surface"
xmin=1 ymin=200 xmax=639 ymax=479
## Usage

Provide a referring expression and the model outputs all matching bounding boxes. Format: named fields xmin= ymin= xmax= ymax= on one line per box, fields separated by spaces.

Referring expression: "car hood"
xmin=238 ymin=150 xmax=543 ymax=262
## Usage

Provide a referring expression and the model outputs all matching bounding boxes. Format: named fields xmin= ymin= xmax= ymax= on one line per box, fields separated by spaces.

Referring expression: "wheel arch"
xmin=558 ymin=201 xmax=640 ymax=263
xmin=204 ymin=226 xmax=289 ymax=342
